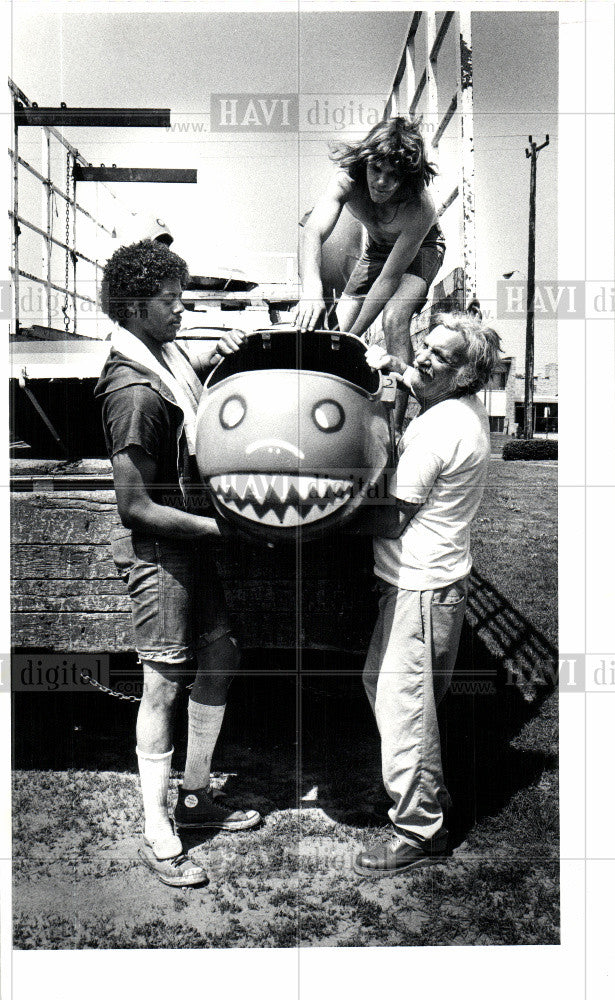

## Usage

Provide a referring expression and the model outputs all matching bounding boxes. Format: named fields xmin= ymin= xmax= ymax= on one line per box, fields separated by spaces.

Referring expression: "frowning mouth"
xmin=209 ymin=472 xmax=354 ymax=526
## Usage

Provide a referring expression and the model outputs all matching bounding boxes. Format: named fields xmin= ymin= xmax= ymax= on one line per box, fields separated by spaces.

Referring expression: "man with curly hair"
xmin=95 ymin=240 xmax=260 ymax=888
xmin=294 ymin=116 xmax=445 ymax=431
xmin=353 ymin=313 xmax=501 ymax=876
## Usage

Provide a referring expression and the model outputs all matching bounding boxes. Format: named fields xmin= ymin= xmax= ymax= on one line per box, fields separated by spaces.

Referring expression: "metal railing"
xmin=9 ymin=78 xmax=126 ymax=337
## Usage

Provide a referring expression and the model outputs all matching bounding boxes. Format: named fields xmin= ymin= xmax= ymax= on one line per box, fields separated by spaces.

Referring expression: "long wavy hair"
xmin=330 ymin=116 xmax=436 ymax=200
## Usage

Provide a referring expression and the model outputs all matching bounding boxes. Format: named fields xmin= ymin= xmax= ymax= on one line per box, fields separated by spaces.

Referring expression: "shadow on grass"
xmin=12 ymin=572 xmax=557 ymax=843
xmin=298 ymin=570 xmax=558 ymax=847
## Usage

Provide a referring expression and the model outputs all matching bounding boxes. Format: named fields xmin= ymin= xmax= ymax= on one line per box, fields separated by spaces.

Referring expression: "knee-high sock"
xmin=182 ymin=700 xmax=226 ymax=791
xmin=136 ymin=746 xmax=182 ymax=859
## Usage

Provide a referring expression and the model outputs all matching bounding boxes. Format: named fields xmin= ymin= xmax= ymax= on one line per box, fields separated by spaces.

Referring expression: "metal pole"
xmin=12 ymin=108 xmax=20 ymax=335
xmin=524 ymin=134 xmax=549 ymax=440
xmin=455 ymin=10 xmax=477 ymax=304
xmin=405 ymin=33 xmax=416 ymax=113
xmin=426 ymin=12 xmax=438 ymax=148
xmin=42 ymin=130 xmax=52 ymax=330
xmin=71 ymin=157 xmax=78 ymax=335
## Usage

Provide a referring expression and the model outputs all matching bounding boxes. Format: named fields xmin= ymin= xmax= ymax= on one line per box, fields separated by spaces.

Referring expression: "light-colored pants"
xmin=363 ymin=577 xmax=468 ymax=847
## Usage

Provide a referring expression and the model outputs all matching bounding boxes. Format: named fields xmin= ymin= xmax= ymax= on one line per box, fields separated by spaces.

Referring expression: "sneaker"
xmin=174 ymin=786 xmax=261 ymax=831
xmin=138 ymin=837 xmax=208 ymax=888
xmin=353 ymin=835 xmax=449 ymax=877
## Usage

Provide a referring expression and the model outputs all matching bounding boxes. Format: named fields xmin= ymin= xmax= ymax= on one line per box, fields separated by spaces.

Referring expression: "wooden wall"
xmin=11 ymin=462 xmax=378 ymax=653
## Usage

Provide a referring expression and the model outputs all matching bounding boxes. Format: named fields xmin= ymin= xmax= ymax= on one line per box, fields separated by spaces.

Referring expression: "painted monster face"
xmin=195 ymin=330 xmax=392 ymax=541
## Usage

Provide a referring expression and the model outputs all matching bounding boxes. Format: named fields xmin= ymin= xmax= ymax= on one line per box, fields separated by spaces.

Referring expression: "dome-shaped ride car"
xmin=195 ymin=328 xmax=393 ymax=542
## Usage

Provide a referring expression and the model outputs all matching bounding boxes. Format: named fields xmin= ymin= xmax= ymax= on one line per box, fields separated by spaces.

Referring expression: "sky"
xmin=10 ymin=6 xmax=558 ymax=364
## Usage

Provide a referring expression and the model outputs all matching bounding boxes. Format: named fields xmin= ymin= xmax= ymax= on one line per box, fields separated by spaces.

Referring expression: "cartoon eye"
xmin=312 ymin=399 xmax=345 ymax=433
xmin=220 ymin=395 xmax=246 ymax=429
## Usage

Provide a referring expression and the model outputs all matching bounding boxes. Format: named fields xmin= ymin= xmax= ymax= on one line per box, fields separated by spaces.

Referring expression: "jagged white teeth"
xmin=229 ymin=475 xmax=247 ymax=501
xmin=295 ymin=478 xmax=314 ymax=502
xmin=268 ymin=476 xmax=292 ymax=503
xmin=218 ymin=492 xmax=351 ymax=525
xmin=211 ymin=474 xmax=354 ymax=510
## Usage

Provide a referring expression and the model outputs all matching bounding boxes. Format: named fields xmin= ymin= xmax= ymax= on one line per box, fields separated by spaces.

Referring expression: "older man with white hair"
xmin=354 ymin=312 xmax=502 ymax=877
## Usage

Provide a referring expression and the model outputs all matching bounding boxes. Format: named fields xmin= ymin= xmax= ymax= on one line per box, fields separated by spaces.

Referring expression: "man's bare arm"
xmin=293 ymin=172 xmax=351 ymax=331
xmin=112 ymin=446 xmax=222 ymax=540
xmin=190 ymin=328 xmax=247 ymax=379
xmin=348 ymin=497 xmax=421 ymax=538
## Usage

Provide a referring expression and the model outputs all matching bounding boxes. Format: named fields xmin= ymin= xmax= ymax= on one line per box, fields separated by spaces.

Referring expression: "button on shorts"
xmin=111 ymin=528 xmax=231 ymax=680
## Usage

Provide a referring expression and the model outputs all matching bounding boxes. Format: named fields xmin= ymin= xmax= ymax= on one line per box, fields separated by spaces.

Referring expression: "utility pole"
xmin=524 ymin=134 xmax=549 ymax=439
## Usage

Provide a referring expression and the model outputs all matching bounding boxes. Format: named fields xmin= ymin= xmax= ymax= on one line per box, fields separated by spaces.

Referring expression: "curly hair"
xmin=330 ymin=116 xmax=436 ymax=199
xmin=431 ymin=311 xmax=503 ymax=395
xmin=101 ymin=239 xmax=189 ymax=324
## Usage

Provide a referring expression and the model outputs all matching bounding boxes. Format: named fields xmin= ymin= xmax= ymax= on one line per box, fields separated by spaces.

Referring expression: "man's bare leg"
xmin=335 ymin=293 xmax=364 ymax=333
xmin=136 ymin=664 xmax=183 ymax=856
xmin=174 ymin=636 xmax=261 ymax=831
xmin=381 ymin=274 xmax=428 ymax=432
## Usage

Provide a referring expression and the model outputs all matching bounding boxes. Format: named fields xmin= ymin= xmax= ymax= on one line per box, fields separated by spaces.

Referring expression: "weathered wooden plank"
xmin=13 ymin=582 xmax=354 ymax=621
xmin=11 ymin=459 xmax=112 ymax=477
xmin=11 ymin=490 xmax=117 ymax=507
xmin=11 ymin=494 xmax=120 ymax=544
xmin=10 ymin=460 xmax=114 ymax=491
xmin=12 ymin=544 xmax=119 ymax=580
xmin=11 ymin=572 xmax=374 ymax=651
xmin=12 ymin=595 xmax=131 ymax=613
xmin=11 ymin=484 xmax=377 ymax=651
xmin=11 ymin=492 xmax=374 ymax=580
xmin=12 ymin=613 xmax=135 ymax=652
xmin=11 ymin=604 xmax=370 ymax=653
xmin=11 ymin=577 xmax=127 ymax=598
xmin=11 ymin=538 xmax=370 ymax=585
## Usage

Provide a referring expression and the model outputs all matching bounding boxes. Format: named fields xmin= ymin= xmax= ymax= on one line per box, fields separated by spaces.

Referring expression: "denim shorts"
xmin=343 ymin=229 xmax=445 ymax=299
xmin=111 ymin=527 xmax=231 ymax=679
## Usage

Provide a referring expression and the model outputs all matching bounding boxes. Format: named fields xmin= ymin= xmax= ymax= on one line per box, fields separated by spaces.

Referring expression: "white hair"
xmin=431 ymin=312 xmax=503 ymax=394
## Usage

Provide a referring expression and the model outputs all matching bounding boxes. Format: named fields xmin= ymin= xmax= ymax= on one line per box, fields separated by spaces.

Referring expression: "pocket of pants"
xmin=432 ymin=577 xmax=469 ymax=606
xmin=110 ymin=529 xmax=134 ymax=583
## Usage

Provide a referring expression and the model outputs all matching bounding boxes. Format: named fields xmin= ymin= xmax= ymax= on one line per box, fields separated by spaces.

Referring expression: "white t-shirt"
xmin=374 ymin=395 xmax=491 ymax=590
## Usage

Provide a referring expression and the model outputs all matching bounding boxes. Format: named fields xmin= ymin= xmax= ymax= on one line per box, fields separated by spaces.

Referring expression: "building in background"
xmin=478 ymin=358 xmax=558 ymax=437
xmin=479 ymin=356 xmax=516 ymax=434
xmin=515 ymin=362 xmax=558 ymax=436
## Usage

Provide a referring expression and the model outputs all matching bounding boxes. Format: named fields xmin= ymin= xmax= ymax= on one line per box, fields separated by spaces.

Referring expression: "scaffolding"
xmin=383 ymin=10 xmax=476 ymax=306
xmin=9 ymin=79 xmax=133 ymax=339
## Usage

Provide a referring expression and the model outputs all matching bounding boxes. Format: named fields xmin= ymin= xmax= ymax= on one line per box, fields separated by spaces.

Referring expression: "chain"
xmin=62 ymin=153 xmax=71 ymax=334
xmin=80 ymin=670 xmax=193 ymax=703
xmin=80 ymin=669 xmax=141 ymax=703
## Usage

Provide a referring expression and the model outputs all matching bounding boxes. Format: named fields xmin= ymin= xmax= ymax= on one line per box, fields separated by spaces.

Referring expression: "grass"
xmin=12 ymin=458 xmax=558 ymax=949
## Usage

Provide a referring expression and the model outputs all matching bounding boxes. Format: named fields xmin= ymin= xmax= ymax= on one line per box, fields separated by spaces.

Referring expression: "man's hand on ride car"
xmin=209 ymin=329 xmax=247 ymax=366
xmin=364 ymin=343 xmax=406 ymax=378
xmin=292 ymin=290 xmax=326 ymax=331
